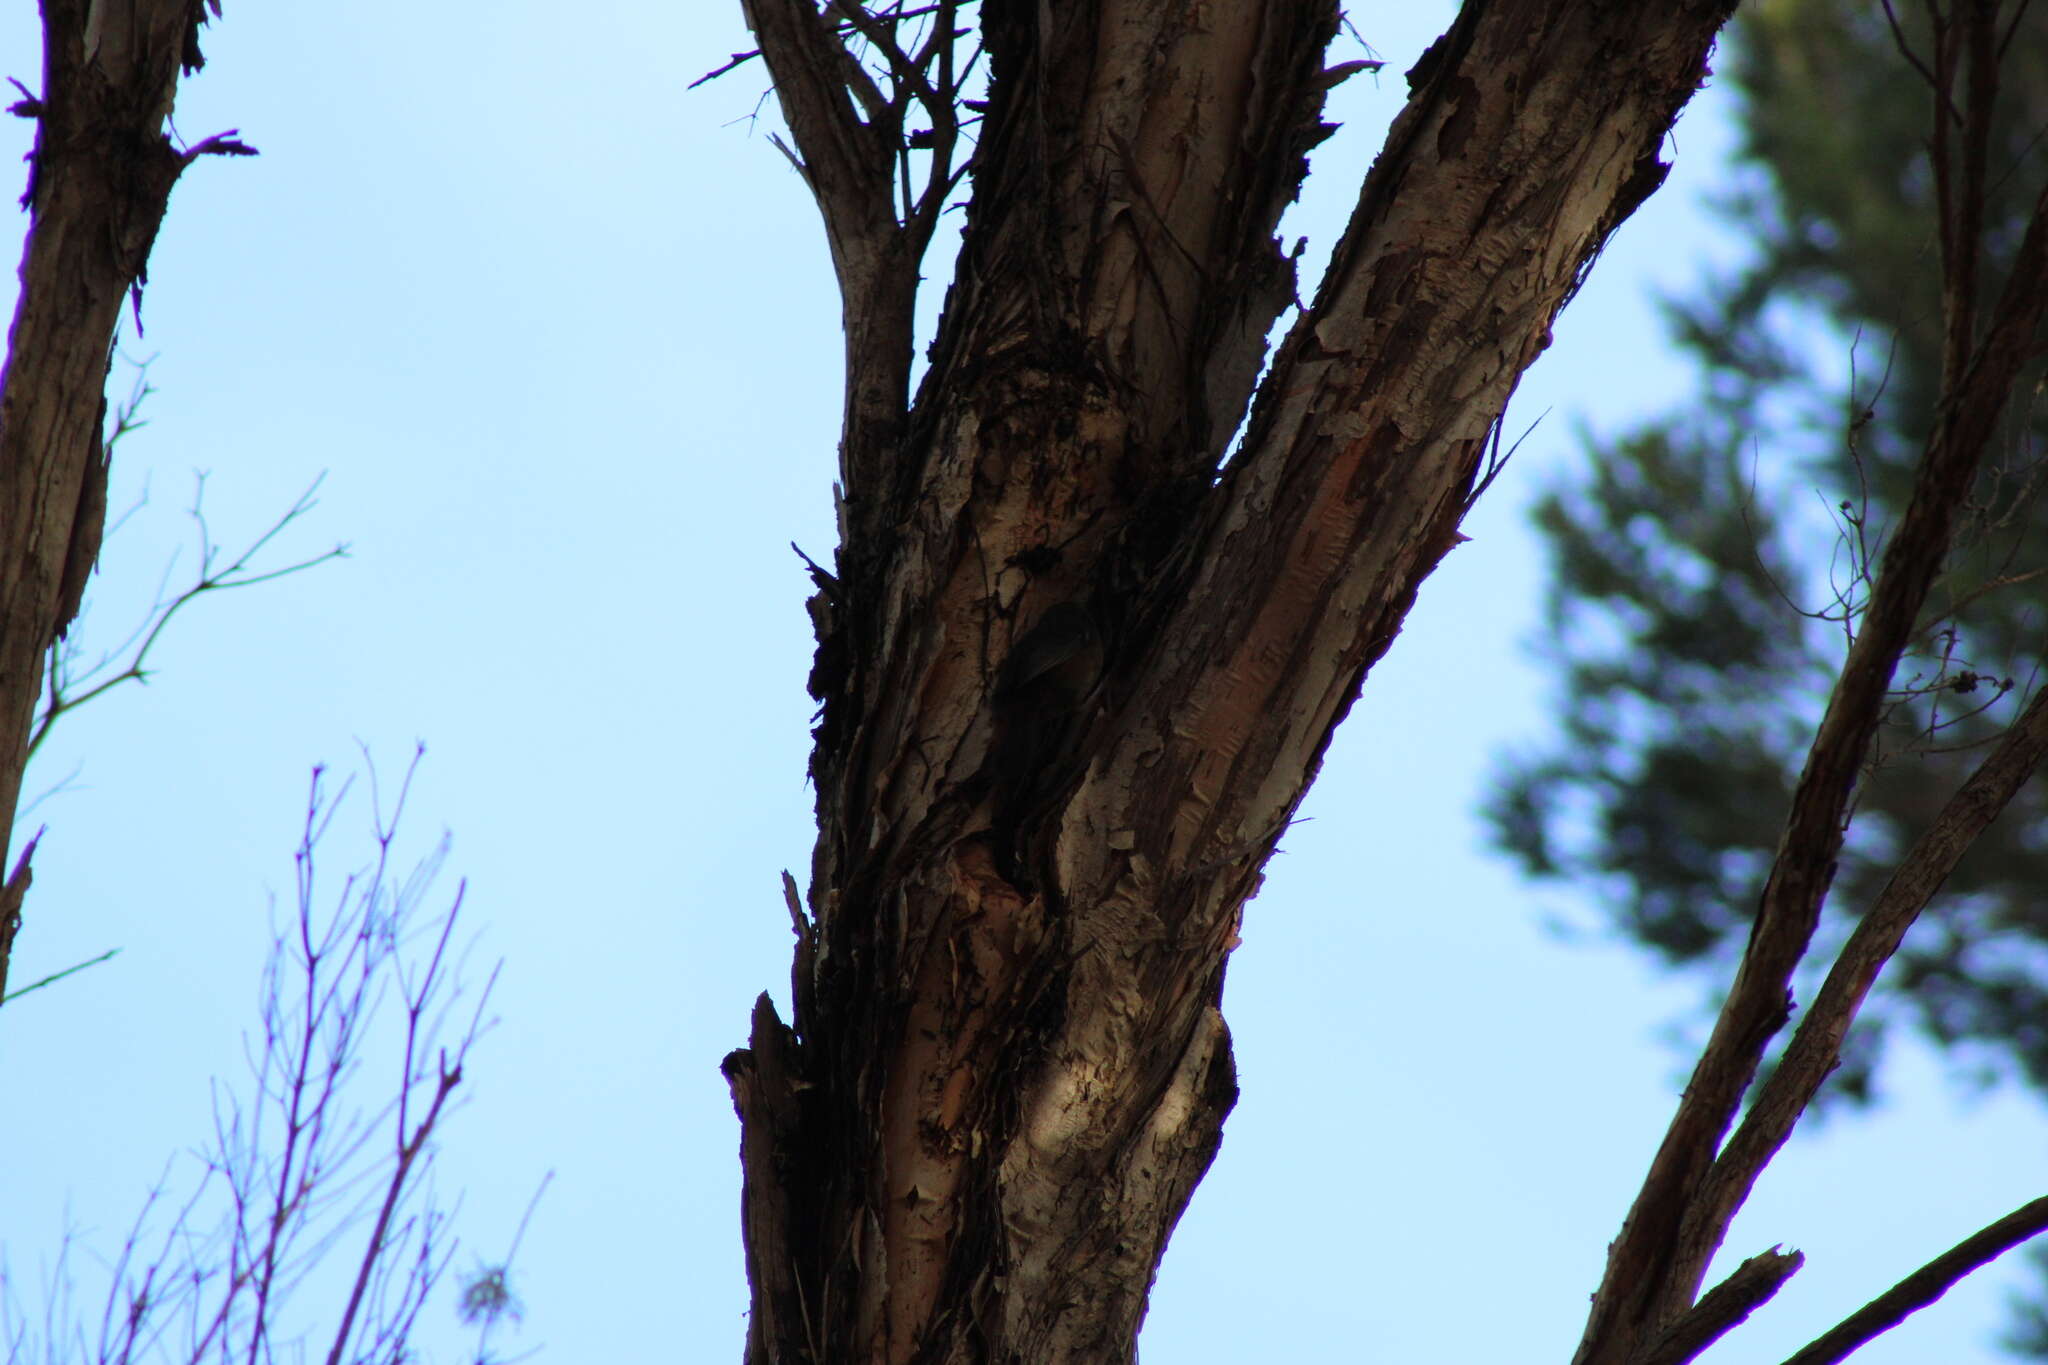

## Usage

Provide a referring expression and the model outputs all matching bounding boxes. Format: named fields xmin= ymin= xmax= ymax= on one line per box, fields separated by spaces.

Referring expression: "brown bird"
xmin=988 ymin=600 xmax=1105 ymax=886
xmin=996 ymin=600 xmax=1103 ymax=708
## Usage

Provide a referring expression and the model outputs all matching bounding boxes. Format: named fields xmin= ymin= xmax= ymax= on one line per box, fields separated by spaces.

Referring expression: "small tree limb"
xmin=1779 ymin=1196 xmax=2048 ymax=1365
xmin=1686 ymin=677 xmax=2048 ymax=1279
xmin=1636 ymin=1247 xmax=1804 ymax=1365
xmin=0 ymin=946 xmax=118 ymax=1005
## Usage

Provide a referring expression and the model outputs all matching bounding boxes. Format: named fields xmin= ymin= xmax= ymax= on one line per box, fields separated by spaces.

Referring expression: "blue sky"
xmin=2 ymin=5 xmax=2043 ymax=1362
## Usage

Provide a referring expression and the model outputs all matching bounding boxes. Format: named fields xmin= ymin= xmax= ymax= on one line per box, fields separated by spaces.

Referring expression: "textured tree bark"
xmin=0 ymin=0 xmax=242 ymax=999
xmin=723 ymin=3 xmax=1737 ymax=1361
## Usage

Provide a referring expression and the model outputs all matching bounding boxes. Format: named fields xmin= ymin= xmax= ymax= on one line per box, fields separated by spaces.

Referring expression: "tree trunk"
xmin=0 ymin=0 xmax=240 ymax=999
xmin=723 ymin=3 xmax=1737 ymax=1360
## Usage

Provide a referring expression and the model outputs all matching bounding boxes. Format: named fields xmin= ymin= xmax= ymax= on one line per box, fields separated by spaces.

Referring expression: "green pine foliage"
xmin=1493 ymin=0 xmax=2048 ymax=1111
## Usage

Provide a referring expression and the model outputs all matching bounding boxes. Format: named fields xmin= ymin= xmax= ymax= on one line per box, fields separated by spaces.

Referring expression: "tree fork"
xmin=725 ymin=3 xmax=1737 ymax=1361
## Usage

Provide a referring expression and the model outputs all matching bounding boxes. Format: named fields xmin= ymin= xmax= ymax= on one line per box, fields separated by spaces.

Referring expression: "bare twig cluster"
xmin=0 ymin=753 xmax=514 ymax=1365
xmin=1573 ymin=5 xmax=2048 ymax=1363
xmin=1 ymin=364 xmax=347 ymax=1012
xmin=706 ymin=1 xmax=983 ymax=539
xmin=26 ymin=365 xmax=349 ymax=781
xmin=698 ymin=2 xmax=984 ymax=224
xmin=1784 ymin=339 xmax=2030 ymax=768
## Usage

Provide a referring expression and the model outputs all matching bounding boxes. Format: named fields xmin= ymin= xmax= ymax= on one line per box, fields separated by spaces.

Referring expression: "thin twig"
xmin=30 ymin=472 xmax=347 ymax=764
xmin=689 ymin=46 xmax=762 ymax=89
xmin=0 ymin=947 xmax=119 ymax=1005
xmin=1880 ymin=0 xmax=1957 ymax=121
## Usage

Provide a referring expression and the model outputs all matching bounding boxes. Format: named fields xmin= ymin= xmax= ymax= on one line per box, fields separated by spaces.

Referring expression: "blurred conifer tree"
xmin=1494 ymin=0 xmax=2048 ymax=1114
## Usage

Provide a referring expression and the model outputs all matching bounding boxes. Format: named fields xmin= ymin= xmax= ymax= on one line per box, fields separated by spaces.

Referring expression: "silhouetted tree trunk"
xmin=0 ymin=0 xmax=245 ymax=999
xmin=722 ymin=4 xmax=1743 ymax=1361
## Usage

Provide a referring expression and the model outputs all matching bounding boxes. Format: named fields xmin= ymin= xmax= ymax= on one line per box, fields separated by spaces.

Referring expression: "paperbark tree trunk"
xmin=0 ymin=0 xmax=244 ymax=1000
xmin=722 ymin=3 xmax=1737 ymax=1361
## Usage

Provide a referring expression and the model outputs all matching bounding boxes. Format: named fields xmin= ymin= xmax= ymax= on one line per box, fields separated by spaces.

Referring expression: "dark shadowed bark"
xmin=0 ymin=0 xmax=247 ymax=999
xmin=722 ymin=4 xmax=1742 ymax=1361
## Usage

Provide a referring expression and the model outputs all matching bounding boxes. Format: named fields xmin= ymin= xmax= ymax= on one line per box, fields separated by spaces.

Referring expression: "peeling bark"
xmin=0 ymin=0 xmax=245 ymax=999
xmin=727 ymin=3 xmax=1737 ymax=1360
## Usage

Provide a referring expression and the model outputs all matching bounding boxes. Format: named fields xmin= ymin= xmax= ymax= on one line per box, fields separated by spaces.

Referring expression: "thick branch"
xmin=736 ymin=4 xmax=1742 ymax=1363
xmin=1080 ymin=0 xmax=1737 ymax=964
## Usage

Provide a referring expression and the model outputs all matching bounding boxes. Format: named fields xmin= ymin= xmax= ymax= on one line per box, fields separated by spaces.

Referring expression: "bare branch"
xmin=1881 ymin=1 xmax=1959 ymax=121
xmin=0 ymin=946 xmax=119 ymax=1005
xmin=1780 ymin=1196 xmax=2048 ymax=1365
xmin=740 ymin=0 xmax=979 ymax=520
xmin=688 ymin=47 xmax=763 ymax=90
xmin=1684 ymin=677 xmax=2048 ymax=1284
xmin=1637 ymin=1247 xmax=1805 ymax=1365
xmin=30 ymin=470 xmax=348 ymax=766
xmin=1 ymin=756 xmax=507 ymax=1365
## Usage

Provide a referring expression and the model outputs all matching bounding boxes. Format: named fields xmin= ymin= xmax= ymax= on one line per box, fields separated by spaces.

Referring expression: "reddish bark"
xmin=727 ymin=5 xmax=1738 ymax=1361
